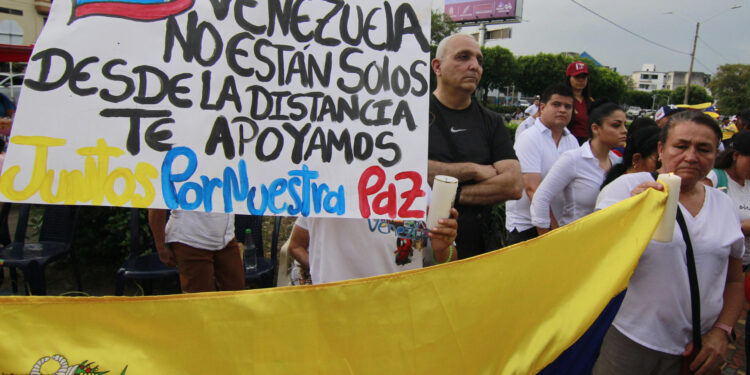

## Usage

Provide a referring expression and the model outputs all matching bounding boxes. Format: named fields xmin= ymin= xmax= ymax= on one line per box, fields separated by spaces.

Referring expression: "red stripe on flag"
xmin=74 ymin=0 xmax=194 ymax=21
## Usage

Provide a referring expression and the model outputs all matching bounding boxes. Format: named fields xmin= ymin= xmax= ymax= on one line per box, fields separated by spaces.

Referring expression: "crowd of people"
xmin=108 ymin=31 xmax=749 ymax=374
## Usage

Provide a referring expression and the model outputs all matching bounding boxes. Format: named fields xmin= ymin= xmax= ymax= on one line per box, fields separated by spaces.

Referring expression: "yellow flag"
xmin=0 ymin=189 xmax=665 ymax=374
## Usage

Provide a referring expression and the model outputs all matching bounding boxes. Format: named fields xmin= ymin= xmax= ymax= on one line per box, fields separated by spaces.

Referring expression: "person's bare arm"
xmin=428 ymin=208 xmax=459 ymax=263
xmin=522 ymin=172 xmax=542 ymax=202
xmin=428 ymin=160 xmax=497 ymax=186
xmin=741 ymin=219 xmax=750 ymax=237
xmin=147 ymin=209 xmax=175 ymax=267
xmin=288 ymin=224 xmax=311 ymax=269
xmin=457 ymin=160 xmax=523 ymax=205
xmin=686 ymin=257 xmax=744 ymax=374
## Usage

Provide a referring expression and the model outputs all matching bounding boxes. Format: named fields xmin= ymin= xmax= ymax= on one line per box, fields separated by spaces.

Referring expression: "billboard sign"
xmin=445 ymin=0 xmax=521 ymax=23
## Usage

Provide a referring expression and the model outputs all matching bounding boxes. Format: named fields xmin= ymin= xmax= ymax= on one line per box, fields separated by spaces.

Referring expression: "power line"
xmin=694 ymin=58 xmax=713 ymax=73
xmin=698 ymin=37 xmax=736 ymax=64
xmin=569 ymin=0 xmax=690 ymax=56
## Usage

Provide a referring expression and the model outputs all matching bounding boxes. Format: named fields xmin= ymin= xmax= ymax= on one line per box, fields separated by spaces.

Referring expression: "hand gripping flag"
xmin=70 ymin=0 xmax=194 ymax=23
xmin=0 ymin=189 xmax=666 ymax=374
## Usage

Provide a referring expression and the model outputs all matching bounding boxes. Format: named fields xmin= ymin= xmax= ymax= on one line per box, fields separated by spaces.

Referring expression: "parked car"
xmin=0 ymin=73 xmax=24 ymax=103
xmin=625 ymin=106 xmax=641 ymax=119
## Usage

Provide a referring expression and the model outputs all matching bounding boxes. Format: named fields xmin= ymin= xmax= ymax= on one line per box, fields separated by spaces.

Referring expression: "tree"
xmin=431 ymin=10 xmax=460 ymax=46
xmin=623 ymin=89 xmax=655 ymax=109
xmin=708 ymin=64 xmax=750 ymax=115
xmin=515 ymin=53 xmax=626 ymax=102
xmin=670 ymin=85 xmax=713 ymax=105
xmin=589 ymin=66 xmax=627 ymax=103
xmin=515 ymin=53 xmax=570 ymax=97
xmin=652 ymin=89 xmax=672 ymax=108
xmin=478 ymin=46 xmax=517 ymax=103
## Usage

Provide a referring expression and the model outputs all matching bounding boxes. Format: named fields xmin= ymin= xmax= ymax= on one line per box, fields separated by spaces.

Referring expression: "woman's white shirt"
xmin=596 ymin=172 xmax=744 ymax=354
xmin=531 ymin=142 xmax=621 ymax=228
xmin=707 ymin=169 xmax=750 ymax=264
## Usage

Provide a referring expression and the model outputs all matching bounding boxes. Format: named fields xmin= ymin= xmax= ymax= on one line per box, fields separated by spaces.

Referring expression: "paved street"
xmin=726 ymin=309 xmax=747 ymax=374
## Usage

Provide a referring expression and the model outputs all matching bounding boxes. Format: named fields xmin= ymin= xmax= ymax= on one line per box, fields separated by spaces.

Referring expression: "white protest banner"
xmin=0 ymin=0 xmax=431 ymax=219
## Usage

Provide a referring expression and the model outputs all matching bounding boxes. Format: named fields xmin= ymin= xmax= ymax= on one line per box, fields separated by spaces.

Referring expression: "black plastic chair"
xmin=0 ymin=203 xmax=82 ymax=295
xmin=235 ymin=215 xmax=282 ymax=288
xmin=114 ymin=208 xmax=180 ymax=296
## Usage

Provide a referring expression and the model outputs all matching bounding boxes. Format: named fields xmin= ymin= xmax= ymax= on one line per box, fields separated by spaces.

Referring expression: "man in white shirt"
xmin=514 ymin=110 xmax=540 ymax=145
xmin=524 ymin=97 xmax=540 ymax=118
xmin=505 ymin=84 xmax=579 ymax=245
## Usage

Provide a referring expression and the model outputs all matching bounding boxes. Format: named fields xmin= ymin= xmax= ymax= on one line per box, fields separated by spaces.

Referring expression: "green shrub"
xmin=73 ymin=207 xmax=154 ymax=267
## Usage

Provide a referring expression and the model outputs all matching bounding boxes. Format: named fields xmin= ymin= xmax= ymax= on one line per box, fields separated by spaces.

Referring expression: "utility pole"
xmin=684 ymin=22 xmax=700 ymax=104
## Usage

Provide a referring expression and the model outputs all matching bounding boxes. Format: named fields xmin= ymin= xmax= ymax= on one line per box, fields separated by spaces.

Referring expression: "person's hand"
xmin=630 ymin=181 xmax=663 ymax=196
xmin=428 ymin=208 xmax=458 ymax=254
xmin=474 ymin=164 xmax=498 ymax=181
xmin=155 ymin=243 xmax=177 ymax=267
xmin=682 ymin=328 xmax=728 ymax=375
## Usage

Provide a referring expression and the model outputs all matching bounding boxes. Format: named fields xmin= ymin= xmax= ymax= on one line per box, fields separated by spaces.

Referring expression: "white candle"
xmin=653 ymin=173 xmax=681 ymax=242
xmin=426 ymin=175 xmax=458 ymax=229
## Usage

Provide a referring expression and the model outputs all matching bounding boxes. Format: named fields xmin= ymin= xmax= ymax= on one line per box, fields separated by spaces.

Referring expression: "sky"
xmin=433 ymin=0 xmax=749 ymax=76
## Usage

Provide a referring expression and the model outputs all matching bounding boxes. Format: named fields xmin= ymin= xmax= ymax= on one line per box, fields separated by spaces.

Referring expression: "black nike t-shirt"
xmin=428 ymin=94 xmax=516 ymax=169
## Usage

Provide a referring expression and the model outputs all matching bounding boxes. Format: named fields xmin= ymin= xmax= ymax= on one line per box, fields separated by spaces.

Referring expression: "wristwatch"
xmin=713 ymin=322 xmax=736 ymax=342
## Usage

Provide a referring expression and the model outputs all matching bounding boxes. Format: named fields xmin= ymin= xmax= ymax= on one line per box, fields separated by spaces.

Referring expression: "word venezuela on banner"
xmin=0 ymin=0 xmax=432 ymax=219
xmin=0 ymin=189 xmax=666 ymax=374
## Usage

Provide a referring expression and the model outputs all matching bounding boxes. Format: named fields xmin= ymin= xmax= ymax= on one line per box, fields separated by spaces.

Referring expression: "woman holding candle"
xmin=593 ymin=111 xmax=745 ymax=374
xmin=530 ymin=102 xmax=627 ymax=235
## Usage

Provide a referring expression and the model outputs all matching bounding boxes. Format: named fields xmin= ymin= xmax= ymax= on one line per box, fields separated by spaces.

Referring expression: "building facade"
xmin=664 ymin=71 xmax=711 ymax=90
xmin=631 ymin=64 xmax=710 ymax=92
xmin=630 ymin=64 xmax=666 ymax=92
xmin=0 ymin=0 xmax=50 ymax=45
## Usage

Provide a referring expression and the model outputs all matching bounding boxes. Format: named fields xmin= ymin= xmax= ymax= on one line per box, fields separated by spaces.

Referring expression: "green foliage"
xmin=708 ymin=64 xmax=750 ymax=115
xmin=669 ymin=85 xmax=713 ymax=105
xmin=478 ymin=46 xmax=518 ymax=103
xmin=515 ymin=53 xmax=571 ymax=97
xmin=589 ymin=65 xmax=627 ymax=103
xmin=431 ymin=10 xmax=460 ymax=46
xmin=651 ymin=89 xmax=672 ymax=108
xmin=73 ymin=207 xmax=154 ymax=267
xmin=484 ymin=104 xmax=521 ymax=114
xmin=514 ymin=53 xmax=626 ymax=102
xmin=623 ymin=89 xmax=656 ymax=109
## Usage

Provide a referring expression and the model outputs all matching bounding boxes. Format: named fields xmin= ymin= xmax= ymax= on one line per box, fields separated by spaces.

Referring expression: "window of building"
xmin=0 ymin=20 xmax=24 ymax=44
xmin=0 ymin=7 xmax=23 ymax=16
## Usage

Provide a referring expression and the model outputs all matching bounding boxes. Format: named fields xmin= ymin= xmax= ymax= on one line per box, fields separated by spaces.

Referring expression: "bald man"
xmin=428 ymin=34 xmax=522 ymax=258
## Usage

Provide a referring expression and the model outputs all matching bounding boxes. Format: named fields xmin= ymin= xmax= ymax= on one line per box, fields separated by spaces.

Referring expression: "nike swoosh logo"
xmin=450 ymin=127 xmax=467 ymax=133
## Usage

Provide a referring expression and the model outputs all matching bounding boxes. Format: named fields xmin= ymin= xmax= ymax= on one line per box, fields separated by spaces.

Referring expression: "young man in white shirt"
xmin=505 ymin=84 xmax=579 ymax=245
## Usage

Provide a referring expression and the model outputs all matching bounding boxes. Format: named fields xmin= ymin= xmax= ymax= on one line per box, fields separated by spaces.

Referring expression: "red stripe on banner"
xmin=74 ymin=0 xmax=194 ymax=21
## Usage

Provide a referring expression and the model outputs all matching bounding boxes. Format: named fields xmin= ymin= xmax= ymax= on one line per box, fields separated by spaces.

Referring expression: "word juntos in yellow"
xmin=0 ymin=136 xmax=157 ymax=206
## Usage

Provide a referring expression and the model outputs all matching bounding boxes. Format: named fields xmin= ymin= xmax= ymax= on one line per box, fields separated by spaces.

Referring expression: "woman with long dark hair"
xmin=601 ymin=122 xmax=660 ymax=188
xmin=565 ymin=61 xmax=594 ymax=145
xmin=531 ymin=102 xmax=626 ymax=234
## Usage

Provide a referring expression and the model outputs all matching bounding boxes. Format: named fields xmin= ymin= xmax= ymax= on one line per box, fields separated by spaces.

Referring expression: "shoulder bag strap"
xmin=676 ymin=205 xmax=702 ymax=350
